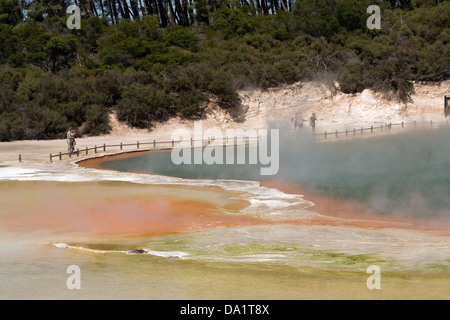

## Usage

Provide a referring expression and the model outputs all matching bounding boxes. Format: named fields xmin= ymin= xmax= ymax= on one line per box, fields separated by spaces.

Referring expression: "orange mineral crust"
xmin=0 ymin=181 xmax=273 ymax=240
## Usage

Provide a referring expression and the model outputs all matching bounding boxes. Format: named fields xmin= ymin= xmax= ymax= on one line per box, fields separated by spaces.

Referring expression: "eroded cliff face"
xmin=234 ymin=80 xmax=450 ymax=129
xmin=107 ymin=80 xmax=449 ymax=139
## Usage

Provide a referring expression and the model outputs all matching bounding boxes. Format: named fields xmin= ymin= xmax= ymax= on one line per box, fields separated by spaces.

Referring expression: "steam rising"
xmin=273 ymin=121 xmax=450 ymax=221
xmin=101 ymin=123 xmax=450 ymax=222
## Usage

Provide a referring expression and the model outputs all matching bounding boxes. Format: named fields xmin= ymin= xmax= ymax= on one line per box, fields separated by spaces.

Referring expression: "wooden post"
xmin=371 ymin=126 xmax=373 ymax=133
xmin=324 ymin=131 xmax=327 ymax=139
xmin=402 ymin=121 xmax=404 ymax=128
xmin=19 ymin=154 xmax=21 ymax=163
xmin=50 ymin=154 xmax=52 ymax=163
xmin=120 ymin=142 xmax=122 ymax=150
xmin=191 ymin=137 xmax=193 ymax=146
xmin=95 ymin=146 xmax=97 ymax=153
xmin=137 ymin=141 xmax=139 ymax=149
xmin=153 ymin=140 xmax=156 ymax=148
xmin=103 ymin=143 xmax=106 ymax=152
xmin=77 ymin=149 xmax=79 ymax=157
xmin=59 ymin=152 xmax=62 ymax=160
xmin=86 ymin=147 xmax=88 ymax=155
xmin=335 ymin=130 xmax=338 ymax=138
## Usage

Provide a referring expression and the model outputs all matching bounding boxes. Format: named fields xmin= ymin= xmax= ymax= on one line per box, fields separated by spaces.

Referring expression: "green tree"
xmin=207 ymin=70 xmax=239 ymax=108
xmin=45 ymin=36 xmax=77 ymax=72
xmin=335 ymin=0 xmax=366 ymax=33
xmin=338 ymin=57 xmax=366 ymax=94
xmin=164 ymin=28 xmax=200 ymax=52
xmin=0 ymin=0 xmax=23 ymax=26
xmin=213 ymin=7 xmax=254 ymax=39
xmin=293 ymin=0 xmax=339 ymax=39
xmin=82 ymin=105 xmax=111 ymax=136
xmin=0 ymin=24 xmax=18 ymax=63
xmin=116 ymin=85 xmax=174 ymax=128
xmin=26 ymin=0 xmax=64 ymax=22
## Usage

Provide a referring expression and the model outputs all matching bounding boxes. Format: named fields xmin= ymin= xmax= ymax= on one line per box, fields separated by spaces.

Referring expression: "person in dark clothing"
xmin=310 ymin=113 xmax=317 ymax=132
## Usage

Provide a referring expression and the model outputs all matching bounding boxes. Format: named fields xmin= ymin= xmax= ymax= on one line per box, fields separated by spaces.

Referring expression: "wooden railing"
xmin=47 ymin=136 xmax=260 ymax=162
xmin=15 ymin=119 xmax=449 ymax=163
xmin=314 ymin=120 xmax=448 ymax=141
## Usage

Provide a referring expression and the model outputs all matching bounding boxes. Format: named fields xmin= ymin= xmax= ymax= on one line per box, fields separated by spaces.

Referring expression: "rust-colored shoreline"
xmin=261 ymin=180 xmax=450 ymax=235
xmin=76 ymin=150 xmax=450 ymax=235
xmin=76 ymin=149 xmax=155 ymax=170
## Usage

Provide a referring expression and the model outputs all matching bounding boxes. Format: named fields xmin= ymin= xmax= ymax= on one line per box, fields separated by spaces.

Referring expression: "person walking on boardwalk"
xmin=66 ymin=128 xmax=72 ymax=152
xmin=310 ymin=113 xmax=317 ymax=133
xmin=68 ymin=129 xmax=76 ymax=155
xmin=296 ymin=112 xmax=305 ymax=129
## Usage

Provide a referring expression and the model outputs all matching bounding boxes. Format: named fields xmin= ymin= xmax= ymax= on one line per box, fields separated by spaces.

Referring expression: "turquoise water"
xmin=100 ymin=127 xmax=450 ymax=221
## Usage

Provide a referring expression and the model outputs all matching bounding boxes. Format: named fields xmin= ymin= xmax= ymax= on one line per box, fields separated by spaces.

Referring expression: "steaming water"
xmin=1 ymin=127 xmax=450 ymax=299
xmin=100 ymin=126 xmax=450 ymax=221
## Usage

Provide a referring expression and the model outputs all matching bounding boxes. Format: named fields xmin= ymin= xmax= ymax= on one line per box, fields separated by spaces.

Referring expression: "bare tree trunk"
xmin=90 ymin=0 xmax=99 ymax=16
xmin=157 ymin=0 xmax=169 ymax=27
xmin=181 ymin=0 xmax=190 ymax=26
xmin=111 ymin=0 xmax=120 ymax=23
xmin=130 ymin=0 xmax=140 ymax=18
xmin=246 ymin=0 xmax=256 ymax=15
xmin=116 ymin=0 xmax=126 ymax=19
xmin=143 ymin=0 xmax=152 ymax=15
xmin=168 ymin=0 xmax=177 ymax=25
xmin=106 ymin=0 xmax=114 ymax=23
xmin=260 ymin=0 xmax=269 ymax=15
xmin=98 ymin=0 xmax=105 ymax=17
xmin=188 ymin=0 xmax=195 ymax=25
xmin=81 ymin=0 xmax=92 ymax=17
xmin=121 ymin=0 xmax=131 ymax=19
xmin=138 ymin=0 xmax=146 ymax=15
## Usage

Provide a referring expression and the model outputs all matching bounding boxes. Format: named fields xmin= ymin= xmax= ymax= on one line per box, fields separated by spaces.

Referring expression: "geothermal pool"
xmin=0 ymin=127 xmax=449 ymax=299
xmin=99 ymin=126 xmax=450 ymax=225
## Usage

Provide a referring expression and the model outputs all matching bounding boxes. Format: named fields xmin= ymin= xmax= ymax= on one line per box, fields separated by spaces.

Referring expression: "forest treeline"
xmin=0 ymin=0 xmax=449 ymax=141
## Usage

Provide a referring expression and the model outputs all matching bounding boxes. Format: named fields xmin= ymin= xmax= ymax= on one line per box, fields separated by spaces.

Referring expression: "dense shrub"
xmin=82 ymin=105 xmax=111 ymax=136
xmin=0 ymin=1 xmax=448 ymax=141
xmin=115 ymin=85 xmax=174 ymax=128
